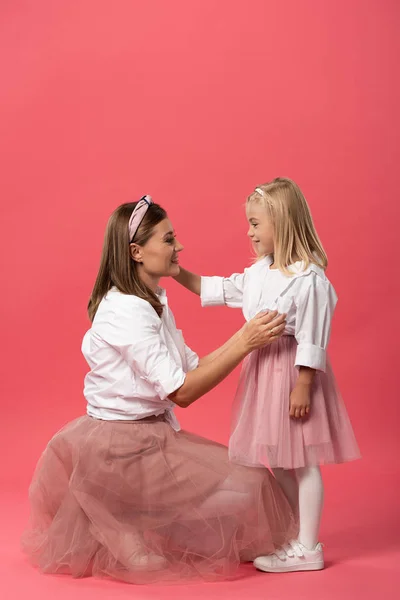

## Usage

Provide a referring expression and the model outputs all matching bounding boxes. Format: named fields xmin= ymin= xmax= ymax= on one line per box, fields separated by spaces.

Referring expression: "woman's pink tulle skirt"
xmin=22 ymin=415 xmax=297 ymax=584
xmin=229 ymin=336 xmax=361 ymax=470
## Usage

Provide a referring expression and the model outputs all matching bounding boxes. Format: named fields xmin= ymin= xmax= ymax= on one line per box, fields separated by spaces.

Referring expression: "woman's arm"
xmin=174 ymin=268 xmax=201 ymax=296
xmin=198 ymin=329 xmax=242 ymax=367
xmin=169 ymin=311 xmax=286 ymax=408
xmin=99 ymin=296 xmax=285 ymax=412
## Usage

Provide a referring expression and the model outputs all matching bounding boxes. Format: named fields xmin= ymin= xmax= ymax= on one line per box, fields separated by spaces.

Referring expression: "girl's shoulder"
xmin=245 ymin=255 xmax=274 ymax=275
xmin=289 ymin=263 xmax=337 ymax=304
xmin=289 ymin=261 xmax=328 ymax=282
xmin=245 ymin=257 xmax=327 ymax=281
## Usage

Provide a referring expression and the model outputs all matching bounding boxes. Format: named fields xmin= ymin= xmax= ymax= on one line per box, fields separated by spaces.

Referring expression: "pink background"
xmin=1 ymin=1 xmax=398 ymax=598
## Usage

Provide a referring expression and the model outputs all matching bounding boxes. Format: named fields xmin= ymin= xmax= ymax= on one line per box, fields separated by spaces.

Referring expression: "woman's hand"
xmin=171 ymin=311 xmax=285 ymax=409
xmin=241 ymin=311 xmax=286 ymax=353
xmin=289 ymin=382 xmax=311 ymax=419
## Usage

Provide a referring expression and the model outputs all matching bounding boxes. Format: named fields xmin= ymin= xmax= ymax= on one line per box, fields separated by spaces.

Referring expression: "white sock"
xmin=272 ymin=468 xmax=299 ymax=513
xmin=295 ymin=466 xmax=324 ymax=550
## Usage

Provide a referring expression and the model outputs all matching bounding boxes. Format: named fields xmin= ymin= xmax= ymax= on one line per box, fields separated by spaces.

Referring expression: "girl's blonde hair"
xmin=88 ymin=202 xmax=167 ymax=321
xmin=247 ymin=177 xmax=328 ymax=275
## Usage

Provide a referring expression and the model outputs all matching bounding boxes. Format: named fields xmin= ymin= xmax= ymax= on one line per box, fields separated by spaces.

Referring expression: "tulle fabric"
xmin=22 ymin=415 xmax=297 ymax=584
xmin=229 ymin=336 xmax=361 ymax=470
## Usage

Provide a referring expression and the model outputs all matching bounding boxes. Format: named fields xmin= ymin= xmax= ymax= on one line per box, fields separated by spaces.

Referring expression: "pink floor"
xmin=2 ymin=459 xmax=398 ymax=600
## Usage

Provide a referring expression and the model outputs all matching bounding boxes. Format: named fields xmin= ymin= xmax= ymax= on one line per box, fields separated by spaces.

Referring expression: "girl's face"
xmin=131 ymin=218 xmax=183 ymax=279
xmin=246 ymin=202 xmax=275 ymax=256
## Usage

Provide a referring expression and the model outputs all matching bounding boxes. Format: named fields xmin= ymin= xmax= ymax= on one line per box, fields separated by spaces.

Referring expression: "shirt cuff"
xmin=200 ymin=276 xmax=226 ymax=307
xmin=155 ymin=371 xmax=186 ymax=402
xmin=295 ymin=343 xmax=326 ymax=372
xmin=188 ymin=355 xmax=200 ymax=371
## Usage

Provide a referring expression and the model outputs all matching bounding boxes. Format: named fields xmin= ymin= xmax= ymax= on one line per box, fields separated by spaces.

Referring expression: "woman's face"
xmin=131 ymin=218 xmax=183 ymax=279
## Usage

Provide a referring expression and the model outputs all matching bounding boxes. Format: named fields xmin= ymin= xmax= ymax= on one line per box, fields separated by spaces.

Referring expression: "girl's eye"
xmin=252 ymin=223 xmax=258 ymax=228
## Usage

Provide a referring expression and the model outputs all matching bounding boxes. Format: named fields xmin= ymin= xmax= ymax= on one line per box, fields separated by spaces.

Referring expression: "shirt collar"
xmin=156 ymin=286 xmax=168 ymax=305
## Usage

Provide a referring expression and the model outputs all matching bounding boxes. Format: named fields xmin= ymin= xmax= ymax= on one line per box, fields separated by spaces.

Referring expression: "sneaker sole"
xmin=254 ymin=560 xmax=324 ymax=573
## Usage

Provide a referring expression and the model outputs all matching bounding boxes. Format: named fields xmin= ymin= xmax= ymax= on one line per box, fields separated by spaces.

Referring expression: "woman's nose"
xmin=175 ymin=239 xmax=184 ymax=252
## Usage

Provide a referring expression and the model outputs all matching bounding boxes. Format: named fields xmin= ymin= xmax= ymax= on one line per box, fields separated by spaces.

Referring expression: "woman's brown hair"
xmin=88 ymin=202 xmax=167 ymax=321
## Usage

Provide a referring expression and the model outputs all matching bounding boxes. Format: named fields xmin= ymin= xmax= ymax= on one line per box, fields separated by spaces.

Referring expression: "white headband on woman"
xmin=128 ymin=195 xmax=153 ymax=242
xmin=255 ymin=187 xmax=265 ymax=197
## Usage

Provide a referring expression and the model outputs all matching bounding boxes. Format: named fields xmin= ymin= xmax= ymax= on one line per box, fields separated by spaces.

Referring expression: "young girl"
xmin=175 ymin=177 xmax=361 ymax=573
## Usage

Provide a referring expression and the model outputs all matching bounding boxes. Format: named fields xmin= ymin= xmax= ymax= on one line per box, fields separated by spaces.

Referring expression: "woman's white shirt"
xmin=82 ymin=287 xmax=199 ymax=428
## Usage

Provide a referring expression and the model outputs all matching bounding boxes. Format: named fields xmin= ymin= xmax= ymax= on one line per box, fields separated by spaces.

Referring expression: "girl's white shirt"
xmin=201 ymin=255 xmax=337 ymax=372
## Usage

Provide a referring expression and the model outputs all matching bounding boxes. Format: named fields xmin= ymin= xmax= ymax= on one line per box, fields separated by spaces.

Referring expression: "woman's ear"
xmin=130 ymin=243 xmax=143 ymax=263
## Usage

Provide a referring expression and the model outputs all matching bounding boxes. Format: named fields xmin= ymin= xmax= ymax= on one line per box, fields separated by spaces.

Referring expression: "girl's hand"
xmin=289 ymin=382 xmax=311 ymax=419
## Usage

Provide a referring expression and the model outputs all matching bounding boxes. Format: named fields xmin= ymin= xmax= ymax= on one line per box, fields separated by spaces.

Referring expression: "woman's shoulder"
xmin=101 ymin=288 xmax=152 ymax=308
xmin=96 ymin=288 xmax=161 ymax=324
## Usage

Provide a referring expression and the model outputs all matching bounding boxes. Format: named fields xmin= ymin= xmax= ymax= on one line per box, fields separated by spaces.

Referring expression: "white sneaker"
xmin=119 ymin=532 xmax=168 ymax=571
xmin=125 ymin=551 xmax=168 ymax=571
xmin=254 ymin=540 xmax=324 ymax=573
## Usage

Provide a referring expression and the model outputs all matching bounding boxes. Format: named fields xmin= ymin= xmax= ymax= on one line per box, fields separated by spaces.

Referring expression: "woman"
xmin=22 ymin=196 xmax=297 ymax=584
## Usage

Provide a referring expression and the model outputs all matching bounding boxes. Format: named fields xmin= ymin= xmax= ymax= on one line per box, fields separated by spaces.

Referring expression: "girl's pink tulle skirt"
xmin=22 ymin=415 xmax=297 ymax=584
xmin=229 ymin=336 xmax=361 ymax=470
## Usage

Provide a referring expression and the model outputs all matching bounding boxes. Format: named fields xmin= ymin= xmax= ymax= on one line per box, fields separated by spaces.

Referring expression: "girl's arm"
xmin=297 ymin=366 xmax=316 ymax=386
xmin=174 ymin=267 xmax=201 ymax=296
xmin=289 ymin=367 xmax=316 ymax=418
xmin=290 ymin=273 xmax=337 ymax=418
xmin=294 ymin=274 xmax=337 ymax=372
xmin=175 ymin=267 xmax=246 ymax=309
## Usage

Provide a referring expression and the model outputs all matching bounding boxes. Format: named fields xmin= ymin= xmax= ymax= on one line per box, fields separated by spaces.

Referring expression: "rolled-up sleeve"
xmin=294 ymin=274 xmax=338 ymax=372
xmin=201 ymin=271 xmax=246 ymax=308
xmin=100 ymin=299 xmax=186 ymax=401
xmin=184 ymin=344 xmax=200 ymax=371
